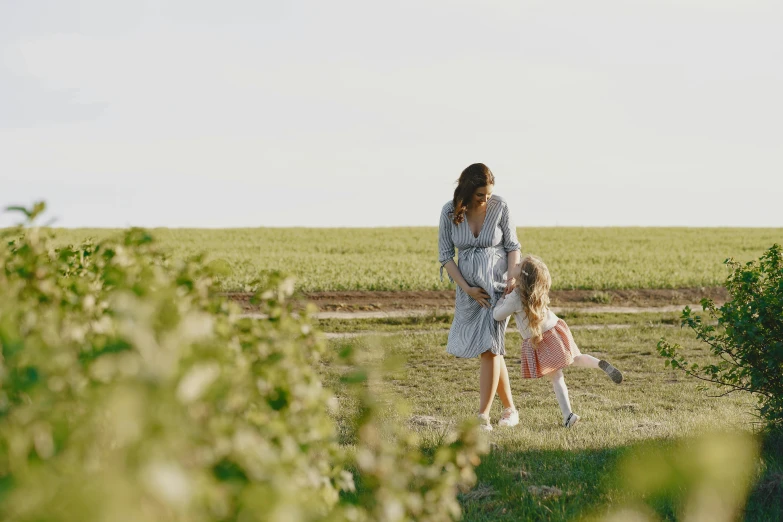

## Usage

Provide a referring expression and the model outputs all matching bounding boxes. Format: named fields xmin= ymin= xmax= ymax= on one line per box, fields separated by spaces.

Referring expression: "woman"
xmin=438 ymin=163 xmax=521 ymax=431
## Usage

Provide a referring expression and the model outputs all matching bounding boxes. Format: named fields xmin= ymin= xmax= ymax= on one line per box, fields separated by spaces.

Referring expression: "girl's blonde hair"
xmin=516 ymin=255 xmax=552 ymax=345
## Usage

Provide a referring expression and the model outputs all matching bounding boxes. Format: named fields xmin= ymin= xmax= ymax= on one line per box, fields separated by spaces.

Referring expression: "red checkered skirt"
xmin=520 ymin=319 xmax=582 ymax=379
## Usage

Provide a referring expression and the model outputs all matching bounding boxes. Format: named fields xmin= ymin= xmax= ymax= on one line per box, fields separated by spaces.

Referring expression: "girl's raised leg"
xmin=573 ymin=354 xmax=623 ymax=383
xmin=572 ymin=354 xmax=600 ymax=368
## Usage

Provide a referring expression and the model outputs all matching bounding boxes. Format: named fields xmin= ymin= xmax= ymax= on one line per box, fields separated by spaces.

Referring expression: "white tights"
xmin=572 ymin=354 xmax=600 ymax=369
xmin=545 ymin=355 xmax=601 ymax=422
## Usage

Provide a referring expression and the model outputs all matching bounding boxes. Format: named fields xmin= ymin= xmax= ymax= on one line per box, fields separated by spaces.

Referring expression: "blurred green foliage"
xmin=0 ymin=203 xmax=484 ymax=522
xmin=591 ymin=432 xmax=760 ymax=522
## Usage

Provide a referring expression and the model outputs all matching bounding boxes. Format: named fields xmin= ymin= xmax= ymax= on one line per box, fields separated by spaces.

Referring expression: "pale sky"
xmin=1 ymin=1 xmax=782 ymax=228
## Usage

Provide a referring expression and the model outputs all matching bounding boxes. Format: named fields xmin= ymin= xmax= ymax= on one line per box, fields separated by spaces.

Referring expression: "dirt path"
xmin=227 ymin=287 xmax=726 ymax=314
xmin=322 ymin=323 xmax=640 ymax=339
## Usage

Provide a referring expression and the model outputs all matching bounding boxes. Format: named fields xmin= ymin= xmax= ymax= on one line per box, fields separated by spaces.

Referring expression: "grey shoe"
xmin=565 ymin=412 xmax=581 ymax=428
xmin=599 ymin=360 xmax=623 ymax=384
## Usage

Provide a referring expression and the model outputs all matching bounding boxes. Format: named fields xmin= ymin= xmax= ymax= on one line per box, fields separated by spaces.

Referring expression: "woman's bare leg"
xmin=496 ymin=356 xmax=516 ymax=410
xmin=479 ymin=351 xmax=501 ymax=416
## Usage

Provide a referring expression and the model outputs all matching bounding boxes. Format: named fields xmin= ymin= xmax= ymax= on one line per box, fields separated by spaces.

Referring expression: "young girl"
xmin=493 ymin=254 xmax=623 ymax=428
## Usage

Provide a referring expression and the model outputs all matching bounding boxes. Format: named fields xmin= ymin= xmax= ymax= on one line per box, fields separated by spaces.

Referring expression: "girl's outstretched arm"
xmin=493 ymin=290 xmax=522 ymax=321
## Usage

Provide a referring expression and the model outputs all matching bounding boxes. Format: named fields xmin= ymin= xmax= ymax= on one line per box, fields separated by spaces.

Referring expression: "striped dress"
xmin=438 ymin=195 xmax=521 ymax=358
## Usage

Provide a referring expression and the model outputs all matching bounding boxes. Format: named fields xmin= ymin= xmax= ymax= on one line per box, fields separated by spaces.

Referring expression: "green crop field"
xmin=47 ymin=227 xmax=783 ymax=292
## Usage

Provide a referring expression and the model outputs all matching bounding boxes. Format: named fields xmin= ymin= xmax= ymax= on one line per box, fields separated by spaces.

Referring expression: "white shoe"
xmin=564 ymin=412 xmax=581 ymax=428
xmin=498 ymin=407 xmax=519 ymax=428
xmin=477 ymin=413 xmax=493 ymax=431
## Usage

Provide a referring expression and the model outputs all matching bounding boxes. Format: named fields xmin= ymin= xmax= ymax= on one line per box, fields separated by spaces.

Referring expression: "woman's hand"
xmin=465 ymin=286 xmax=491 ymax=308
xmin=505 ymin=276 xmax=517 ymax=295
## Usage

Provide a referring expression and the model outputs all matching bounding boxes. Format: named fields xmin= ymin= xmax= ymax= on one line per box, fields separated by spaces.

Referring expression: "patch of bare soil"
xmin=225 ymin=287 xmax=728 ymax=313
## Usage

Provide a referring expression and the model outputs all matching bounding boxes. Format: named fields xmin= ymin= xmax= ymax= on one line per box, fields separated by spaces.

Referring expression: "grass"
xmin=316 ymin=316 xmax=781 ymax=521
xmin=44 ymin=227 xmax=783 ymax=292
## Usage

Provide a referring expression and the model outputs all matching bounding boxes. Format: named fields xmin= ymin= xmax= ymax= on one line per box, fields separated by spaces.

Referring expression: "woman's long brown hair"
xmin=451 ymin=163 xmax=495 ymax=225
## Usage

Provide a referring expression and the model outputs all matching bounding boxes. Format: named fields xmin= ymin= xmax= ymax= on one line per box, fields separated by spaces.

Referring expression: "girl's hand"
xmin=505 ymin=276 xmax=517 ymax=295
xmin=465 ymin=286 xmax=491 ymax=308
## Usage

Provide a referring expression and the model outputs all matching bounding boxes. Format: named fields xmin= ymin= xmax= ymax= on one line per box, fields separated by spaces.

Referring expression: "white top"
xmin=493 ymin=290 xmax=559 ymax=340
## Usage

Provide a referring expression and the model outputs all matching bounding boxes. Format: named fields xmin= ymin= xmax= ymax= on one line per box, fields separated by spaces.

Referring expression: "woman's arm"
xmin=505 ymin=249 xmax=521 ymax=294
xmin=500 ymin=202 xmax=522 ymax=294
xmin=443 ymin=259 xmax=470 ymax=293
xmin=443 ymin=260 xmax=491 ymax=308
xmin=439 ymin=204 xmax=490 ymax=308
xmin=438 ymin=204 xmax=456 ymax=275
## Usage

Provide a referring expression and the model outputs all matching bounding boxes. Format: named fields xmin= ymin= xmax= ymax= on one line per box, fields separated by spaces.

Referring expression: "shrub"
xmin=0 ymin=203 xmax=483 ymax=522
xmin=658 ymin=244 xmax=783 ymax=428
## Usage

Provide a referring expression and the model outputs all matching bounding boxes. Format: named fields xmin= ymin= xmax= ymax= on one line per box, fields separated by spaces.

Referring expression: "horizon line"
xmin=3 ymin=224 xmax=781 ymax=231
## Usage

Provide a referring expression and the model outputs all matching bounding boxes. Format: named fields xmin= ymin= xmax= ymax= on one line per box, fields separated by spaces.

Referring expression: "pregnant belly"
xmin=459 ymin=247 xmax=507 ymax=293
